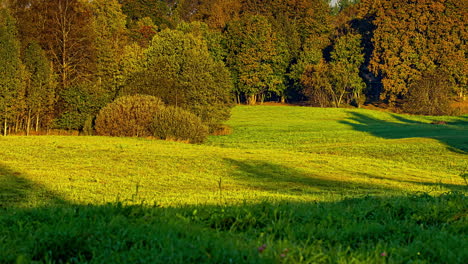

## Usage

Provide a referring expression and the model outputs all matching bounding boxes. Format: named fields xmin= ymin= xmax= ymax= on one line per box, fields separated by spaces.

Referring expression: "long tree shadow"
xmin=357 ymin=172 xmax=468 ymax=193
xmin=340 ymin=112 xmax=468 ymax=154
xmin=225 ymin=158 xmax=398 ymax=196
xmin=0 ymin=164 xmax=66 ymax=208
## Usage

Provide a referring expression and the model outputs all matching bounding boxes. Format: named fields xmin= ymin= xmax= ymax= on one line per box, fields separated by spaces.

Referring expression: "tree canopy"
xmin=360 ymin=0 xmax=467 ymax=104
xmin=126 ymin=27 xmax=233 ymax=128
xmin=0 ymin=0 xmax=466 ymax=135
xmin=0 ymin=8 xmax=22 ymax=135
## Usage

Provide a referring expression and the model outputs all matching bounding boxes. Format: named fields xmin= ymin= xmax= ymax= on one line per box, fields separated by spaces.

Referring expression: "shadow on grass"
xmin=1 ymin=163 xmax=467 ymax=263
xmin=340 ymin=112 xmax=468 ymax=154
xmin=225 ymin=158 xmax=397 ymax=196
xmin=357 ymin=172 xmax=468 ymax=193
xmin=1 ymin=192 xmax=466 ymax=263
xmin=0 ymin=164 xmax=66 ymax=208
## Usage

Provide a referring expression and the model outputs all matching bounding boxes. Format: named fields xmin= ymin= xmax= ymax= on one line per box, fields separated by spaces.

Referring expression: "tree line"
xmin=0 ymin=0 xmax=466 ymax=135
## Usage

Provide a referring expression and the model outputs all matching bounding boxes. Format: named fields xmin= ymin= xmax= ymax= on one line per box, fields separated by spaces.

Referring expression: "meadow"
xmin=1 ymin=106 xmax=467 ymax=263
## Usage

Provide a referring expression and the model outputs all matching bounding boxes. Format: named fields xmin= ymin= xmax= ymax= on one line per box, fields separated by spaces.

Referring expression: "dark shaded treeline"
xmin=0 ymin=0 xmax=466 ymax=135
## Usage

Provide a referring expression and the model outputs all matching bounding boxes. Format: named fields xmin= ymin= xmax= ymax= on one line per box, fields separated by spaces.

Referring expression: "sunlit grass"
xmin=1 ymin=106 xmax=467 ymax=207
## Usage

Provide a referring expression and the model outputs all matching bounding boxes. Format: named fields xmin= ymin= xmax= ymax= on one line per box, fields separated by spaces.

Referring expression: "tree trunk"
xmin=336 ymin=89 xmax=346 ymax=108
xmin=459 ymin=90 xmax=466 ymax=101
xmin=26 ymin=109 xmax=31 ymax=136
xmin=59 ymin=0 xmax=69 ymax=91
xmin=36 ymin=114 xmax=40 ymax=132
xmin=247 ymin=94 xmax=257 ymax=105
xmin=3 ymin=117 xmax=7 ymax=136
xmin=14 ymin=115 xmax=20 ymax=133
xmin=354 ymin=93 xmax=361 ymax=108
xmin=280 ymin=96 xmax=286 ymax=104
xmin=331 ymin=92 xmax=339 ymax=108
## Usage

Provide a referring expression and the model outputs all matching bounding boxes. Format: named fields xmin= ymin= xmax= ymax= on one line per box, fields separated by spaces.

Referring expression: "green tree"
xmin=301 ymin=33 xmax=364 ymax=108
xmin=90 ymin=0 xmax=128 ymax=101
xmin=23 ymin=41 xmax=55 ymax=134
xmin=290 ymin=35 xmax=330 ymax=94
xmin=0 ymin=8 xmax=22 ymax=136
xmin=225 ymin=15 xmax=284 ymax=104
xmin=55 ymin=83 xmax=107 ymax=132
xmin=301 ymin=60 xmax=333 ymax=107
xmin=281 ymin=0 xmax=332 ymax=101
xmin=119 ymin=42 xmax=146 ymax=89
xmin=179 ymin=0 xmax=333 ymax=105
xmin=125 ymin=28 xmax=233 ymax=129
xmin=329 ymin=32 xmax=365 ymax=107
xmin=119 ymin=0 xmax=175 ymax=30
xmin=177 ymin=21 xmax=226 ymax=62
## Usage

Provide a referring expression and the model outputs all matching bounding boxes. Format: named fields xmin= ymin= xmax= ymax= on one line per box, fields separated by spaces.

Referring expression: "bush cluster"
xmin=95 ymin=95 xmax=164 ymax=137
xmin=150 ymin=106 xmax=208 ymax=143
xmin=95 ymin=95 xmax=209 ymax=143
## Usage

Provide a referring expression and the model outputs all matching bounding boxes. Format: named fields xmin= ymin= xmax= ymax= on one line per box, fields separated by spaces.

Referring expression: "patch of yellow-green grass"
xmin=1 ymin=106 xmax=466 ymax=208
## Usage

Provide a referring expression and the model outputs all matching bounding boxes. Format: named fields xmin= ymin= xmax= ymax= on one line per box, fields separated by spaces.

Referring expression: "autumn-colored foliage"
xmin=11 ymin=0 xmax=96 ymax=92
xmin=359 ymin=0 xmax=467 ymax=104
xmin=1 ymin=0 xmax=467 ymax=135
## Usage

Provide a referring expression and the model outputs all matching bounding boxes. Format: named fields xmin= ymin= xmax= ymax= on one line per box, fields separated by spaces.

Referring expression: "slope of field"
xmin=1 ymin=106 xmax=466 ymax=207
xmin=1 ymin=106 xmax=467 ymax=263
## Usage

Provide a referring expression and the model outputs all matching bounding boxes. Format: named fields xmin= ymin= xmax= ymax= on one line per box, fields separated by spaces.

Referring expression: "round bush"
xmin=95 ymin=95 xmax=164 ymax=137
xmin=150 ymin=106 xmax=208 ymax=143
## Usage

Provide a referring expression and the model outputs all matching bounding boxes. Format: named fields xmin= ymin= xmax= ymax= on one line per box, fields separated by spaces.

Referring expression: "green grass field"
xmin=1 ymin=106 xmax=467 ymax=263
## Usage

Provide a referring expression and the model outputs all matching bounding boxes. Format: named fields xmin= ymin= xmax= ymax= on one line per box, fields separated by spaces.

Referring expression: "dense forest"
xmin=0 ymin=0 xmax=466 ymax=137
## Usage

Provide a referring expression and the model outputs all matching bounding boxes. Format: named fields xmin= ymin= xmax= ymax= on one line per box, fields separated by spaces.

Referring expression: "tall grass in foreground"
xmin=1 ymin=193 xmax=466 ymax=263
xmin=0 ymin=106 xmax=467 ymax=263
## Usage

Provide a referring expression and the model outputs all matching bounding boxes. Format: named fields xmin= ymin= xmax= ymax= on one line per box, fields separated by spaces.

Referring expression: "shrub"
xmin=403 ymin=71 xmax=455 ymax=116
xmin=150 ymin=106 xmax=208 ymax=143
xmin=95 ymin=95 xmax=164 ymax=137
